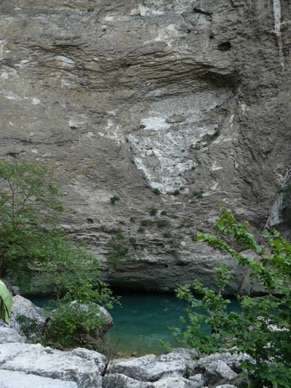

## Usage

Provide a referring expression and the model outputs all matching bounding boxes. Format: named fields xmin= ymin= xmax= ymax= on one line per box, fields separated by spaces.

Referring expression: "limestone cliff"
xmin=0 ymin=0 xmax=290 ymax=292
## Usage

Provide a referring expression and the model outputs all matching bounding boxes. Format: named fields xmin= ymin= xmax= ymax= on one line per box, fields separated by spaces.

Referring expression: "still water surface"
xmin=32 ymin=292 xmax=188 ymax=355
xmin=32 ymin=292 xmax=238 ymax=356
xmin=106 ymin=292 xmax=187 ymax=356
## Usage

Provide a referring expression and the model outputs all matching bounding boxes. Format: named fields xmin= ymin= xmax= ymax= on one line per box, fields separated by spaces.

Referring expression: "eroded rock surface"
xmin=0 ymin=0 xmax=290 ymax=291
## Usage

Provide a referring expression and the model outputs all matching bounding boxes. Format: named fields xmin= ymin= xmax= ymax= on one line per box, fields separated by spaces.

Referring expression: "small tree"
xmin=0 ymin=159 xmax=115 ymax=348
xmin=0 ymin=159 xmax=63 ymax=281
xmin=175 ymin=207 xmax=291 ymax=387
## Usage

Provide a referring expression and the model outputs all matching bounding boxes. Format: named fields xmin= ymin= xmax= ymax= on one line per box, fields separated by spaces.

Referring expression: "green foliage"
xmin=140 ymin=219 xmax=153 ymax=227
xmin=193 ymin=190 xmax=203 ymax=199
xmin=0 ymin=159 xmax=64 ymax=281
xmin=155 ymin=219 xmax=169 ymax=229
xmin=107 ymin=229 xmax=136 ymax=266
xmin=110 ymin=195 xmax=120 ymax=205
xmin=170 ymin=189 xmax=180 ymax=196
xmin=128 ymin=237 xmax=137 ymax=246
xmin=0 ymin=159 xmax=116 ymax=349
xmin=149 ymin=207 xmax=158 ymax=216
xmin=175 ymin=207 xmax=291 ymax=387
xmin=160 ymin=211 xmax=167 ymax=216
xmin=152 ymin=188 xmax=160 ymax=195
xmin=43 ymin=301 xmax=107 ymax=349
xmin=16 ymin=315 xmax=41 ymax=341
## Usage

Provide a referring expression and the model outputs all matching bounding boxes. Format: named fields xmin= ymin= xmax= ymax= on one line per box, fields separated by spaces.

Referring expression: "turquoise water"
xmin=31 ymin=292 xmax=239 ymax=356
xmin=106 ymin=292 xmax=187 ymax=356
xmin=31 ymin=292 xmax=188 ymax=355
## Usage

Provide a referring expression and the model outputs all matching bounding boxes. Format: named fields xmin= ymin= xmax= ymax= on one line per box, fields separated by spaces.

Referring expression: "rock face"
xmin=0 ymin=1 xmax=290 ymax=291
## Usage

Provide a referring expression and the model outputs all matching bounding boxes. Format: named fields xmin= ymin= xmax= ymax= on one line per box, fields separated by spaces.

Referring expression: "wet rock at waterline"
xmin=0 ymin=1 xmax=290 ymax=292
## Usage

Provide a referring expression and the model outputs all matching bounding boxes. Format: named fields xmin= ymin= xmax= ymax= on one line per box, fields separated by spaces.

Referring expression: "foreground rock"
xmin=105 ymin=349 xmax=248 ymax=388
xmin=0 ymin=343 xmax=106 ymax=388
xmin=0 ymin=370 xmax=78 ymax=388
xmin=0 ymin=343 xmax=244 ymax=387
xmin=9 ymin=295 xmax=47 ymax=340
xmin=0 ymin=322 xmax=248 ymax=387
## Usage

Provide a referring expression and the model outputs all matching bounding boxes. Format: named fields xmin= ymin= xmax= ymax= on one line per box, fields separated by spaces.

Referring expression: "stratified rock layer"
xmin=0 ymin=1 xmax=290 ymax=291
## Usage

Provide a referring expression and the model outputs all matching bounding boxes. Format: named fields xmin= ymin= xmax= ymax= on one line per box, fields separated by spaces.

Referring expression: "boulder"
xmin=103 ymin=373 xmax=200 ymax=388
xmin=188 ymin=374 xmax=205 ymax=388
xmin=153 ymin=375 xmax=201 ymax=388
xmin=102 ymin=373 xmax=154 ymax=388
xmin=0 ymin=343 xmax=106 ymax=387
xmin=9 ymin=295 xmax=47 ymax=339
xmin=195 ymin=351 xmax=250 ymax=374
xmin=204 ymin=360 xmax=237 ymax=386
xmin=0 ymin=326 xmax=26 ymax=344
xmin=216 ymin=385 xmax=238 ymax=388
xmin=110 ymin=348 xmax=198 ymax=382
xmin=65 ymin=301 xmax=113 ymax=340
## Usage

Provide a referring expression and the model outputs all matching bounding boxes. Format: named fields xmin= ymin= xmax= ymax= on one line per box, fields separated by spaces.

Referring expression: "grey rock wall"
xmin=0 ymin=1 xmax=290 ymax=291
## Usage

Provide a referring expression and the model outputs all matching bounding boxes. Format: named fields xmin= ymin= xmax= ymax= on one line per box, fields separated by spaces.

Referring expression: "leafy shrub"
xmin=43 ymin=302 xmax=106 ymax=349
xmin=155 ymin=219 xmax=169 ymax=229
xmin=107 ymin=229 xmax=137 ymax=265
xmin=140 ymin=219 xmax=153 ymax=227
xmin=193 ymin=190 xmax=203 ymax=199
xmin=171 ymin=189 xmax=180 ymax=196
xmin=128 ymin=237 xmax=137 ymax=246
xmin=110 ymin=195 xmax=120 ymax=205
xmin=175 ymin=207 xmax=291 ymax=387
xmin=149 ymin=207 xmax=158 ymax=216
xmin=152 ymin=188 xmax=160 ymax=195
